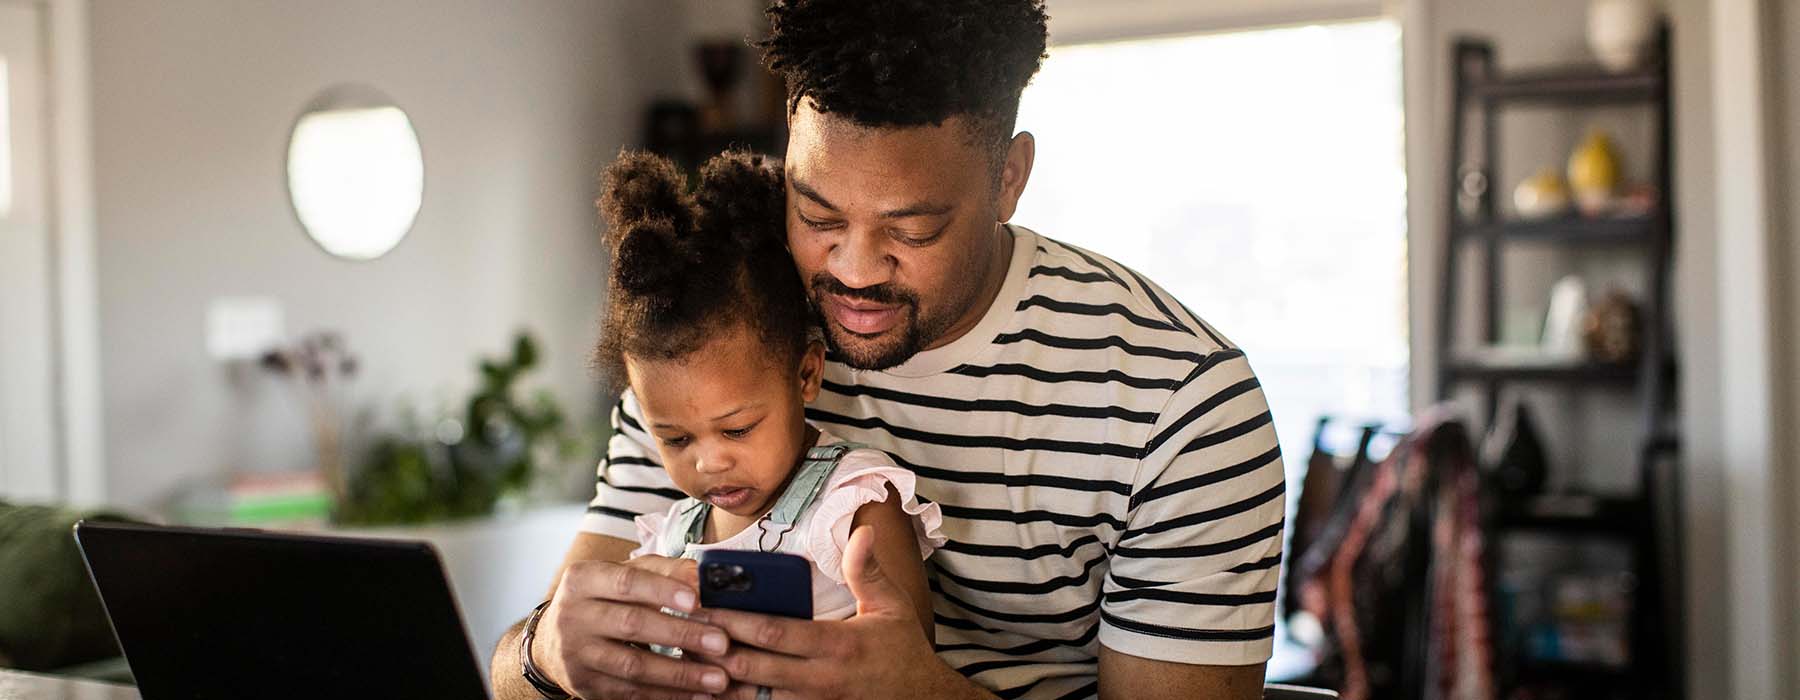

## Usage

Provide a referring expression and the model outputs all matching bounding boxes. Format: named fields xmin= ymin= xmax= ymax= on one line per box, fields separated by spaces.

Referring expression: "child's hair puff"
xmin=594 ymin=150 xmax=808 ymax=390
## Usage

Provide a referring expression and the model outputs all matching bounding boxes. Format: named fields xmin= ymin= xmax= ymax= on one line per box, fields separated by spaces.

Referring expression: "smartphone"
xmin=697 ymin=550 xmax=814 ymax=620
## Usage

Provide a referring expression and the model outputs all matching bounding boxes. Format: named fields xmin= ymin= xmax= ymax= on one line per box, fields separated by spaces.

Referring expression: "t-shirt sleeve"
xmin=1099 ymin=349 xmax=1287 ymax=666
xmin=580 ymin=390 xmax=685 ymax=541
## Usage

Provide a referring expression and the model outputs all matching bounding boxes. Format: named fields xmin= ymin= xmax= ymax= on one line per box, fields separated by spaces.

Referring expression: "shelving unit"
xmin=1434 ymin=25 xmax=1682 ymax=700
xmin=1492 ymin=493 xmax=1644 ymax=537
xmin=1440 ymin=360 xmax=1639 ymax=385
xmin=1467 ymin=66 xmax=1661 ymax=106
xmin=1461 ymin=215 xmax=1655 ymax=246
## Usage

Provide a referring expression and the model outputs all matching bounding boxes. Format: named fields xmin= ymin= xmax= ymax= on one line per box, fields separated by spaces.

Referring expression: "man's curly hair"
xmin=759 ymin=0 xmax=1048 ymax=163
xmin=593 ymin=149 xmax=809 ymax=391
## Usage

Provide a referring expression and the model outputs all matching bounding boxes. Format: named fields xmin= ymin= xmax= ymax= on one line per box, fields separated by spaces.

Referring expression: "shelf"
xmin=1493 ymin=494 xmax=1643 ymax=537
xmin=1449 ymin=30 xmax=1678 ymax=699
xmin=1470 ymin=64 xmax=1663 ymax=107
xmin=1443 ymin=359 xmax=1638 ymax=385
xmin=1460 ymin=215 xmax=1657 ymax=246
xmin=1513 ymin=659 xmax=1634 ymax=686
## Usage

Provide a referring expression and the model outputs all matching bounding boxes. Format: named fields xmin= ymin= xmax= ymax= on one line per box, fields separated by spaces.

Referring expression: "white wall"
xmin=1661 ymin=1 xmax=1729 ymax=697
xmin=1689 ymin=0 xmax=1798 ymax=694
xmin=88 ymin=0 xmax=686 ymax=509
xmin=0 ymin=2 xmax=58 ymax=501
xmin=1646 ymin=1 xmax=1775 ymax=695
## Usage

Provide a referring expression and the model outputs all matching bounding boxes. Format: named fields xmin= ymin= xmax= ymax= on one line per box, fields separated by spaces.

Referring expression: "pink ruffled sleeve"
xmin=804 ymin=447 xmax=948 ymax=584
xmin=629 ymin=508 xmax=672 ymax=559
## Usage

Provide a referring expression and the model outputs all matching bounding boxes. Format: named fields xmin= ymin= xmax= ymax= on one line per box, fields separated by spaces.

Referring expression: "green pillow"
xmin=0 ymin=501 xmax=134 ymax=671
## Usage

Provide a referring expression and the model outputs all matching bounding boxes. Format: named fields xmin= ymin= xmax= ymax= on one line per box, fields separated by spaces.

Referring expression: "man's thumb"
xmin=843 ymin=524 xmax=904 ymax=616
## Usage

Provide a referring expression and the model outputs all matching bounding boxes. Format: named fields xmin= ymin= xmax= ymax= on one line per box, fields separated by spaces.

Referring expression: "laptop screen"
xmin=76 ymin=521 xmax=490 ymax=700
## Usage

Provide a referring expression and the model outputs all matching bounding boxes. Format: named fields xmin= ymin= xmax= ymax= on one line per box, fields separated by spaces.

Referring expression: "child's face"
xmin=626 ymin=324 xmax=826 ymax=520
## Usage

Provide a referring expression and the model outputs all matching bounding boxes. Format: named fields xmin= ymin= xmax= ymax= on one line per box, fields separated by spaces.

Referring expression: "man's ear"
xmin=994 ymin=131 xmax=1036 ymax=223
xmin=798 ymin=339 xmax=827 ymax=403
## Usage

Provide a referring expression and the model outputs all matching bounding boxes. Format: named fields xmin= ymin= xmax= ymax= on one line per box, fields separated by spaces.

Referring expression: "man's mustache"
xmin=809 ymin=274 xmax=918 ymax=308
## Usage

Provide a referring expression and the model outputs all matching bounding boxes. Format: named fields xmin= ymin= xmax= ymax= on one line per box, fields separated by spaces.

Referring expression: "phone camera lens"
xmin=703 ymin=564 xmax=729 ymax=590
xmin=702 ymin=563 xmax=755 ymax=592
xmin=725 ymin=565 xmax=752 ymax=591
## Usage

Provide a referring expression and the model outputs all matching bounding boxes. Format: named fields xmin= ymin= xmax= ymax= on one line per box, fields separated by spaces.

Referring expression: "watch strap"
xmin=520 ymin=600 xmax=574 ymax=700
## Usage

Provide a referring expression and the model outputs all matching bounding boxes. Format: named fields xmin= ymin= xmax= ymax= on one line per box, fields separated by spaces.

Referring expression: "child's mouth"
xmin=705 ymin=487 xmax=755 ymax=509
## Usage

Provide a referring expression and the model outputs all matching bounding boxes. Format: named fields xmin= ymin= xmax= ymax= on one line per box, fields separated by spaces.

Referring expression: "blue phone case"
xmin=697 ymin=550 xmax=813 ymax=620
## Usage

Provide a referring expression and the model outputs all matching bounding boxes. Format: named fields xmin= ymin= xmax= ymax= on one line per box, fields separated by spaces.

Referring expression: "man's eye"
xmin=799 ymin=213 xmax=843 ymax=231
xmin=894 ymin=224 xmax=948 ymax=246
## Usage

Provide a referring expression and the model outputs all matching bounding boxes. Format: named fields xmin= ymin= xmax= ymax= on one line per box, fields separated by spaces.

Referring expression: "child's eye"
xmin=659 ymin=435 xmax=691 ymax=448
xmin=723 ymin=426 xmax=753 ymax=439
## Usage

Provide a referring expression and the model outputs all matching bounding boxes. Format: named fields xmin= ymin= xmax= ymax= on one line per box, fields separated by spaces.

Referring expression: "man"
xmin=492 ymin=1 xmax=1285 ymax=698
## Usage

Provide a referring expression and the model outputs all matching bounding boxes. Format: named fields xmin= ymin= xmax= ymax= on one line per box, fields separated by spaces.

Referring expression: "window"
xmin=1013 ymin=19 xmax=1410 ymax=482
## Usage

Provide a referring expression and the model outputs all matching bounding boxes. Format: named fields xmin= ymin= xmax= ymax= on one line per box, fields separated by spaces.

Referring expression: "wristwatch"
xmin=521 ymin=600 xmax=574 ymax=700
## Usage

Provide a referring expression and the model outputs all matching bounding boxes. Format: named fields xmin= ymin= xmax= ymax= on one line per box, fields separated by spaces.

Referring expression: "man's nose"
xmin=828 ymin=228 xmax=896 ymax=291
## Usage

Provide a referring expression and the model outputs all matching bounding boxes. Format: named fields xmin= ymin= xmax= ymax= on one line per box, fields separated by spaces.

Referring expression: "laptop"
xmin=74 ymin=520 xmax=491 ymax=699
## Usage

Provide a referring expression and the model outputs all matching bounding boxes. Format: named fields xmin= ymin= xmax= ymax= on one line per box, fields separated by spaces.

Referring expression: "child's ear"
xmin=798 ymin=340 xmax=826 ymax=402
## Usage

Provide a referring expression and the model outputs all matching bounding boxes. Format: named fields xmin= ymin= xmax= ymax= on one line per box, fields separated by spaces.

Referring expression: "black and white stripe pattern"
xmin=583 ymin=227 xmax=1285 ymax=699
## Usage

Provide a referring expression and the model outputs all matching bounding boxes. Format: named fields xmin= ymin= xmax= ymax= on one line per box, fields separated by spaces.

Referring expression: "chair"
xmin=1265 ymin=682 xmax=1340 ymax=699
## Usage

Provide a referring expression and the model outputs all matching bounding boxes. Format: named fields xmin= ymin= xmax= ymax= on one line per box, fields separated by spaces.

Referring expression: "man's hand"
xmin=696 ymin=526 xmax=994 ymax=700
xmin=535 ymin=554 xmax=735 ymax=699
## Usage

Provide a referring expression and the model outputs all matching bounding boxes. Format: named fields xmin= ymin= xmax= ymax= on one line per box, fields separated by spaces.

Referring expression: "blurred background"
xmin=0 ymin=0 xmax=1794 ymax=698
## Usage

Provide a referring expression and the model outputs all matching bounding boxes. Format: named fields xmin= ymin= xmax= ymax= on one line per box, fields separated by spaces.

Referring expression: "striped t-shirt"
xmin=582 ymin=225 xmax=1286 ymax=700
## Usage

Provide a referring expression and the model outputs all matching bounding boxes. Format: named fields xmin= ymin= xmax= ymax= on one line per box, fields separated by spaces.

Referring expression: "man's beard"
xmin=808 ymin=274 xmax=951 ymax=370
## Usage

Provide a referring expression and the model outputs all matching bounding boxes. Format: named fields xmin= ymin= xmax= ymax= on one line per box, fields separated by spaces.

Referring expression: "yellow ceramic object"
xmin=1568 ymin=130 xmax=1621 ymax=214
xmin=1514 ymin=167 xmax=1571 ymax=219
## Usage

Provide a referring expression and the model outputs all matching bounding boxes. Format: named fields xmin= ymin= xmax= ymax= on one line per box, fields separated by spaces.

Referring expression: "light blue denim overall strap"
xmin=656 ymin=441 xmax=865 ymax=559
xmin=656 ymin=499 xmax=709 ymax=559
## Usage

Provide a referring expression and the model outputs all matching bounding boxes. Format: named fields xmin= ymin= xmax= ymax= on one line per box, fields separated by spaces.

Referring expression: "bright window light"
xmin=286 ymin=106 xmax=423 ymax=260
xmin=1014 ymin=19 xmax=1410 ymax=478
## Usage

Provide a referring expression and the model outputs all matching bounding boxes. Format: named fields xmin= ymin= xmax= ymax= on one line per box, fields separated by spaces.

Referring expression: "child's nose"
xmin=694 ymin=447 xmax=732 ymax=474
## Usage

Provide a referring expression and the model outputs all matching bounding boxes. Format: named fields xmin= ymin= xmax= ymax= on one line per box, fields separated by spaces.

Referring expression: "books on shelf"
xmin=168 ymin=471 xmax=334 ymax=529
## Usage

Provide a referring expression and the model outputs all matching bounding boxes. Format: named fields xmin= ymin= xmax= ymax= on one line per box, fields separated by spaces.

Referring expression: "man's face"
xmin=784 ymin=103 xmax=1023 ymax=370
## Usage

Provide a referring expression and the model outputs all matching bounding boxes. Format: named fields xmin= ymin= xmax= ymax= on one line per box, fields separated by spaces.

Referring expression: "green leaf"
xmin=514 ymin=333 xmax=539 ymax=369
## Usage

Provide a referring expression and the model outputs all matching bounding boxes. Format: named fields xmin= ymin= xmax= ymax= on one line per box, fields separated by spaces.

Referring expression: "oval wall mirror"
xmin=285 ymin=84 xmax=423 ymax=261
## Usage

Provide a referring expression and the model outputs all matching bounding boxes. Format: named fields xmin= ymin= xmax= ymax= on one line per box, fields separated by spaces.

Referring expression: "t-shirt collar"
xmin=872 ymin=224 xmax=1037 ymax=378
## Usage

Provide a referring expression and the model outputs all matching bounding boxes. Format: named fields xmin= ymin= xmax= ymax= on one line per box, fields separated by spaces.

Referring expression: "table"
xmin=0 ymin=669 xmax=137 ymax=700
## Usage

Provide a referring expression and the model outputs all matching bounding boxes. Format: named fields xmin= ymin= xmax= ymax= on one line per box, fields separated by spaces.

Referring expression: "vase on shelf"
xmin=260 ymin=331 xmax=358 ymax=508
xmin=1483 ymin=397 xmax=1550 ymax=496
xmin=694 ymin=40 xmax=744 ymax=132
xmin=1588 ymin=0 xmax=1659 ymax=73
